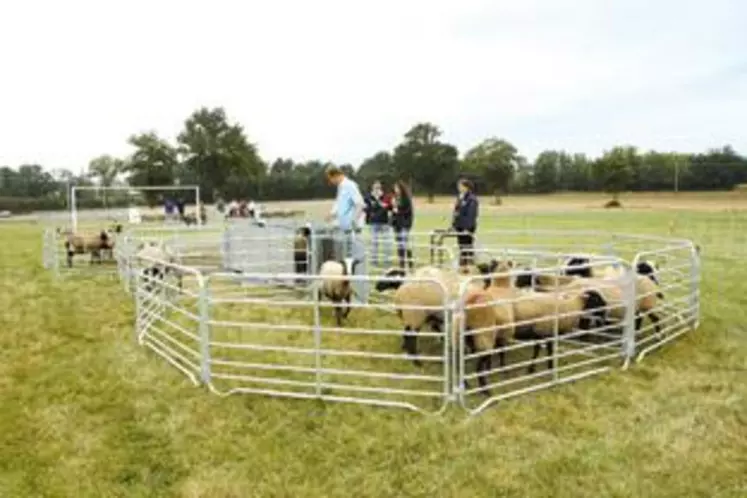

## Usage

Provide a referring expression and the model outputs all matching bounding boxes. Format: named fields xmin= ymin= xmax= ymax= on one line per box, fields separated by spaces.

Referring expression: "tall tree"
xmin=393 ymin=122 xmax=459 ymax=202
xmin=532 ymin=150 xmax=563 ymax=194
xmin=461 ymin=138 xmax=519 ymax=203
xmin=357 ymin=151 xmax=396 ymax=190
xmin=14 ymin=164 xmax=57 ymax=198
xmin=125 ymin=132 xmax=179 ymax=205
xmin=87 ymin=155 xmax=126 ymax=205
xmin=177 ymin=107 xmax=265 ymax=201
xmin=592 ymin=146 xmax=637 ymax=203
xmin=88 ymin=155 xmax=125 ymax=187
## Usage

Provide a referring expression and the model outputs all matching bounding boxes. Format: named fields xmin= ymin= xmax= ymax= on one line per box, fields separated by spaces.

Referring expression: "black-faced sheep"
xmin=532 ymin=270 xmax=663 ymax=335
xmin=454 ymin=286 xmax=515 ymax=394
xmin=136 ymin=241 xmax=182 ymax=293
xmin=375 ymin=265 xmax=487 ymax=365
xmin=563 ymin=255 xmax=625 ymax=280
xmin=510 ymin=288 xmax=608 ymax=372
xmin=635 ymin=260 xmax=659 ymax=285
xmin=318 ymin=257 xmax=360 ymax=326
xmin=60 ymin=224 xmax=122 ymax=267
xmin=293 ymin=225 xmax=312 ymax=283
xmin=456 ymin=285 xmax=608 ymax=395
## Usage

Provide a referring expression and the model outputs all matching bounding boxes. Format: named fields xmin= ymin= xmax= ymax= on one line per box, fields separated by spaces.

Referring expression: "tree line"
xmin=2 ymin=106 xmax=746 ymax=212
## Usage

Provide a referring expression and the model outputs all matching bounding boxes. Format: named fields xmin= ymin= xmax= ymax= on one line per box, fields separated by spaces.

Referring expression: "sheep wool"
xmin=63 ymin=224 xmax=122 ymax=267
xmin=454 ymin=287 xmax=516 ymax=395
xmin=136 ymin=241 xmax=182 ymax=292
xmin=376 ymin=265 xmax=488 ymax=365
xmin=319 ymin=257 xmax=359 ymax=326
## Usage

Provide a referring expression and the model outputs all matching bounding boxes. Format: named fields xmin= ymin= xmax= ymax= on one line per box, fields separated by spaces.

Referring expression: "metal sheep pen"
xmin=124 ymin=223 xmax=701 ymax=415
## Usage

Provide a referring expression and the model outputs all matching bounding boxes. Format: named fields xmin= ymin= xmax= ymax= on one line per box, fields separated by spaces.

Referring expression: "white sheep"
xmin=318 ymin=257 xmax=360 ymax=326
xmin=136 ymin=241 xmax=182 ymax=293
xmin=375 ymin=265 xmax=487 ymax=365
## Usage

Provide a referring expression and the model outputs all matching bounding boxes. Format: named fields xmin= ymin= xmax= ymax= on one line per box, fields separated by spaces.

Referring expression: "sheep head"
xmin=564 ymin=256 xmax=593 ymax=278
xmin=578 ymin=289 xmax=609 ymax=330
xmin=635 ymin=260 xmax=660 ymax=285
xmin=376 ymin=268 xmax=406 ymax=292
xmin=514 ymin=269 xmax=537 ymax=289
xmin=342 ymin=257 xmax=359 ymax=276
xmin=298 ymin=226 xmax=312 ymax=239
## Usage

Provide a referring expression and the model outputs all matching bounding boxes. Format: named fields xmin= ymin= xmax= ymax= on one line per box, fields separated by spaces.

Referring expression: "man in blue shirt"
xmin=325 ymin=165 xmax=367 ymax=302
xmin=325 ymin=166 xmax=365 ymax=231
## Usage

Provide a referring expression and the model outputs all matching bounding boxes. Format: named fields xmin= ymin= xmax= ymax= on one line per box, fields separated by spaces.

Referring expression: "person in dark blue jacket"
xmin=363 ymin=180 xmax=392 ymax=267
xmin=451 ymin=178 xmax=479 ymax=266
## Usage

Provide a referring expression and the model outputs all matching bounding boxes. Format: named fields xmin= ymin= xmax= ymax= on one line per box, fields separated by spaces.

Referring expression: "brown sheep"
xmin=60 ymin=224 xmax=122 ymax=267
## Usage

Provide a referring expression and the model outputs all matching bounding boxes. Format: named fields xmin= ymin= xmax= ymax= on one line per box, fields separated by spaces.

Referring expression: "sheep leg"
xmin=515 ymin=326 xmax=543 ymax=374
xmin=402 ymin=326 xmax=421 ymax=366
xmin=461 ymin=336 xmax=474 ymax=391
xmin=545 ymin=341 xmax=554 ymax=371
xmin=342 ymin=295 xmax=351 ymax=319
xmin=649 ymin=313 xmax=661 ymax=334
xmin=495 ymin=336 xmax=507 ymax=369
xmin=529 ymin=342 xmax=541 ymax=374
xmin=66 ymin=251 xmax=73 ymax=268
xmin=476 ymin=354 xmax=492 ymax=397
xmin=634 ymin=314 xmax=643 ymax=332
xmin=334 ymin=304 xmax=343 ymax=327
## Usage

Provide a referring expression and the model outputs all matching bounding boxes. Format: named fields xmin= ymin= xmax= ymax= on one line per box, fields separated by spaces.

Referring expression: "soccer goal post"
xmin=70 ymin=185 xmax=201 ymax=232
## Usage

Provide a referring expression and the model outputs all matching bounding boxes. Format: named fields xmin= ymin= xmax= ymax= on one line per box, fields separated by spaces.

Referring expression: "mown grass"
xmin=2 ymin=195 xmax=747 ymax=497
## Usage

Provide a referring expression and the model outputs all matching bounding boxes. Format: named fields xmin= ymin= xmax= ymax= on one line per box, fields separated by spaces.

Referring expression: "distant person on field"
xmin=176 ymin=198 xmax=186 ymax=219
xmin=228 ymin=199 xmax=239 ymax=218
xmin=451 ymin=178 xmax=479 ymax=266
xmin=391 ymin=180 xmax=414 ymax=270
xmin=325 ymin=165 xmax=367 ymax=300
xmin=248 ymin=199 xmax=257 ymax=219
xmin=164 ymin=198 xmax=176 ymax=221
xmin=364 ymin=180 xmax=392 ymax=267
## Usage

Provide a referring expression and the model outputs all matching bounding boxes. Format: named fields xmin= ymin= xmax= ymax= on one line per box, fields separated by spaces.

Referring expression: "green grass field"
xmin=1 ymin=193 xmax=746 ymax=497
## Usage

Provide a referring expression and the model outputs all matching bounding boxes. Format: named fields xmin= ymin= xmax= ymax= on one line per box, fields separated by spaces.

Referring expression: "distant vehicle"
xmin=0 ymin=210 xmax=11 ymax=218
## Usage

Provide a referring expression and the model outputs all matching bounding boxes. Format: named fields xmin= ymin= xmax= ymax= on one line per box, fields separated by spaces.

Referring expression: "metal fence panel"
xmin=122 ymin=225 xmax=701 ymax=415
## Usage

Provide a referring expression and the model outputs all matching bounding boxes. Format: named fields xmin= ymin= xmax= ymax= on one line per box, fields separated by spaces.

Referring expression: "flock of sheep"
xmin=57 ymin=221 xmax=671 ymax=400
xmin=293 ymin=225 xmax=668 ymax=397
xmin=56 ymin=222 xmax=182 ymax=294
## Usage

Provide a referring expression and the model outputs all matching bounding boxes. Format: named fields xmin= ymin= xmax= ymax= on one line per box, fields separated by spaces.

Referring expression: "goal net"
xmin=69 ymin=185 xmax=201 ymax=232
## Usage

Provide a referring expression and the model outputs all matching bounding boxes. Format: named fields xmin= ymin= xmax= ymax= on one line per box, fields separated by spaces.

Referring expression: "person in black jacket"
xmin=363 ymin=180 xmax=393 ymax=267
xmin=391 ymin=180 xmax=414 ymax=270
xmin=451 ymin=178 xmax=479 ymax=266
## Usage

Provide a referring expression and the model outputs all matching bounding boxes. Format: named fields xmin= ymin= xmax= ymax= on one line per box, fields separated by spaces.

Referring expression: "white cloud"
xmin=0 ymin=0 xmax=745 ymax=169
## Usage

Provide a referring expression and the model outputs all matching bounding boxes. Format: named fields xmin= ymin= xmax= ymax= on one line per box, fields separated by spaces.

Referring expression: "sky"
xmin=1 ymin=0 xmax=745 ymax=172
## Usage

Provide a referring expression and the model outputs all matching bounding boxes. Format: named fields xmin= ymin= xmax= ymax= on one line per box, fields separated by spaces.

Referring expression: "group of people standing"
xmin=324 ymin=165 xmax=480 ymax=271
xmin=362 ymin=179 xmax=415 ymax=270
xmin=163 ymin=198 xmax=186 ymax=221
